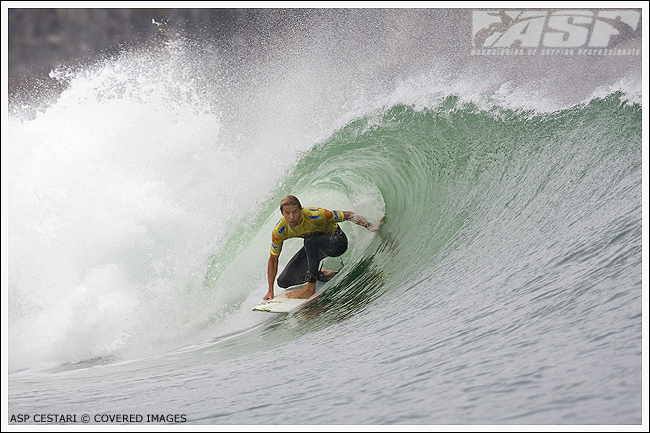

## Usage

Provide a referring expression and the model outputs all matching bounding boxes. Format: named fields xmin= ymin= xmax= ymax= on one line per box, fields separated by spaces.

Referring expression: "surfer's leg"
xmin=303 ymin=236 xmax=327 ymax=284
xmin=324 ymin=227 xmax=348 ymax=257
xmin=285 ymin=228 xmax=349 ymax=299
xmin=317 ymin=229 xmax=347 ymax=280
xmin=283 ymin=238 xmax=326 ymax=299
xmin=276 ymin=248 xmax=309 ymax=288
xmin=303 ymin=228 xmax=348 ymax=283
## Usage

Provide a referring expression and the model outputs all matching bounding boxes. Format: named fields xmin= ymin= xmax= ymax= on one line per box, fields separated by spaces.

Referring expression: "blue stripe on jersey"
xmin=333 ymin=210 xmax=340 ymax=219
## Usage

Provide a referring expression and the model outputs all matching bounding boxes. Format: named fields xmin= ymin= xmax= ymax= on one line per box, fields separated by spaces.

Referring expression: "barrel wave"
xmin=274 ymin=96 xmax=642 ymax=328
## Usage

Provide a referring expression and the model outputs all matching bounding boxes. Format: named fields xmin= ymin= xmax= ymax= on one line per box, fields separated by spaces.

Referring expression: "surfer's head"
xmin=280 ymin=195 xmax=302 ymax=212
xmin=280 ymin=195 xmax=303 ymax=227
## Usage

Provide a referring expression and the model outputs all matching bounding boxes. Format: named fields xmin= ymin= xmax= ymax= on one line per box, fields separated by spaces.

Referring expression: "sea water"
xmin=5 ymin=8 xmax=645 ymax=428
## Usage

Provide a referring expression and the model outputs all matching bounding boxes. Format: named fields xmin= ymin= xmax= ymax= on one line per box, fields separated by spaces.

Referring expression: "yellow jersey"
xmin=270 ymin=207 xmax=345 ymax=255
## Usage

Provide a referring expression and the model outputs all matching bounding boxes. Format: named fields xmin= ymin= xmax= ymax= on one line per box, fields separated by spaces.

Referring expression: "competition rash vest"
xmin=270 ymin=207 xmax=345 ymax=255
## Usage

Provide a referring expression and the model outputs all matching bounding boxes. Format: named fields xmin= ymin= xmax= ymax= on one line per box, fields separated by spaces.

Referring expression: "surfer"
xmin=264 ymin=195 xmax=383 ymax=300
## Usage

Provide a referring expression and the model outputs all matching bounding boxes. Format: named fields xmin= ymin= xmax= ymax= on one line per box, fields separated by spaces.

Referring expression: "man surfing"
xmin=265 ymin=195 xmax=383 ymax=301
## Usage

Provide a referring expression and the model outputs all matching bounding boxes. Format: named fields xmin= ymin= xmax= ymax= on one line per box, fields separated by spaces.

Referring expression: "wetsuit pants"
xmin=277 ymin=227 xmax=348 ymax=288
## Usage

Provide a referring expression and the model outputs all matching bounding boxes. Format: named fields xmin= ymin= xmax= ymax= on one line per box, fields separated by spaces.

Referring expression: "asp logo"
xmin=473 ymin=9 xmax=640 ymax=49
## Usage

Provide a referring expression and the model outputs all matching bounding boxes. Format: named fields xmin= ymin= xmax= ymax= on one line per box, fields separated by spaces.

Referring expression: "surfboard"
xmin=252 ymin=280 xmax=329 ymax=313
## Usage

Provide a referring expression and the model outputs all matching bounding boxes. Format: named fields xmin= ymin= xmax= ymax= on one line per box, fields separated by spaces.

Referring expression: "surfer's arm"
xmin=265 ymin=253 xmax=280 ymax=300
xmin=343 ymin=211 xmax=384 ymax=232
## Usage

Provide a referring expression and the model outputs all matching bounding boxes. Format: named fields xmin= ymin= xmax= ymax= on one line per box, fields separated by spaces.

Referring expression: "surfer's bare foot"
xmin=287 ymin=282 xmax=316 ymax=299
xmin=320 ymin=268 xmax=336 ymax=281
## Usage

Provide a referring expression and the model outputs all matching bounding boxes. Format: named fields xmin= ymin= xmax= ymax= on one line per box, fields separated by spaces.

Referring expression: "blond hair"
xmin=280 ymin=195 xmax=302 ymax=212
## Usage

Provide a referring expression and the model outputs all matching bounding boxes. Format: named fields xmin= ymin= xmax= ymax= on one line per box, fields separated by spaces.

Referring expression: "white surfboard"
xmin=252 ymin=280 xmax=329 ymax=313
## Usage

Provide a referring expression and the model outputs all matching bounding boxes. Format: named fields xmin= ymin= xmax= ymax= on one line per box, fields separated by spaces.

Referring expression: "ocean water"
xmin=5 ymin=9 xmax=645 ymax=428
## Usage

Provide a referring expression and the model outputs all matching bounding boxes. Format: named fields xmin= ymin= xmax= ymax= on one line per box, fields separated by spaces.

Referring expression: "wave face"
xmin=282 ymin=93 xmax=643 ymax=339
xmin=6 ymin=8 xmax=643 ymax=425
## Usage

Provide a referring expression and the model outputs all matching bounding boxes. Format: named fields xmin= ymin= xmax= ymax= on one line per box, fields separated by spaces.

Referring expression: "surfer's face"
xmin=282 ymin=205 xmax=302 ymax=227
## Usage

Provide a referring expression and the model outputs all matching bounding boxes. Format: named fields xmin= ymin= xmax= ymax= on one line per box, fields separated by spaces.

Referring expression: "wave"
xmin=276 ymin=93 xmax=642 ymax=314
xmin=6 ymin=26 xmax=642 ymax=372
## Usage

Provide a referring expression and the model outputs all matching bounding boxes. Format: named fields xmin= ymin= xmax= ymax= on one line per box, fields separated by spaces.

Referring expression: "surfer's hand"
xmin=369 ymin=215 xmax=385 ymax=232
xmin=264 ymin=290 xmax=274 ymax=301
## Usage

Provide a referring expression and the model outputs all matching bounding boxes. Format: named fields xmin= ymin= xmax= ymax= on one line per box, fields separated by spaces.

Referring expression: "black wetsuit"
xmin=277 ymin=226 xmax=348 ymax=288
